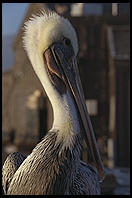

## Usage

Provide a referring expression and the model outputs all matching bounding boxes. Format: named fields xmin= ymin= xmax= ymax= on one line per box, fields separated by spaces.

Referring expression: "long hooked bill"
xmin=44 ymin=43 xmax=105 ymax=180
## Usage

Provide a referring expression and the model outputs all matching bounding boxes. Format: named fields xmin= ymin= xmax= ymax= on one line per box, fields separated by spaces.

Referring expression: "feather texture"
xmin=2 ymin=10 xmax=101 ymax=195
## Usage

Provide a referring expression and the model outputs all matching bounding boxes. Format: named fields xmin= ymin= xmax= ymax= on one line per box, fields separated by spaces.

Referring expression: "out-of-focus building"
xmin=107 ymin=25 xmax=130 ymax=167
xmin=71 ymin=3 xmax=130 ymax=16
xmin=2 ymin=3 xmax=130 ymax=169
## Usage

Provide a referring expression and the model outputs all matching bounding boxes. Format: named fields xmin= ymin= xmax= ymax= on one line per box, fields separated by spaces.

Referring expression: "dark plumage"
xmin=2 ymin=152 xmax=26 ymax=194
xmin=70 ymin=161 xmax=100 ymax=195
xmin=3 ymin=132 xmax=100 ymax=195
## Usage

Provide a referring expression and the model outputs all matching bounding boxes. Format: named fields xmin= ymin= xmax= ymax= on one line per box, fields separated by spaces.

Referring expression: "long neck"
xmin=30 ymin=54 xmax=81 ymax=148
xmin=8 ymin=60 xmax=82 ymax=194
xmin=51 ymin=91 xmax=81 ymax=147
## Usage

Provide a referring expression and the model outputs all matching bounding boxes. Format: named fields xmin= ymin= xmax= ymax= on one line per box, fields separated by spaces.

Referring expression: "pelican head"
xmin=23 ymin=11 xmax=104 ymax=178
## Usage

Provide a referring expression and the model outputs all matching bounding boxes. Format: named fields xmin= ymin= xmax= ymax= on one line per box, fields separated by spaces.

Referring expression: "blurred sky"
xmin=2 ymin=3 xmax=29 ymax=36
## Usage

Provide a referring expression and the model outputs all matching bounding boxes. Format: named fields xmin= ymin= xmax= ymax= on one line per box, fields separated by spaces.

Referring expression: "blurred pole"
xmin=107 ymin=138 xmax=114 ymax=168
xmin=112 ymin=3 xmax=118 ymax=16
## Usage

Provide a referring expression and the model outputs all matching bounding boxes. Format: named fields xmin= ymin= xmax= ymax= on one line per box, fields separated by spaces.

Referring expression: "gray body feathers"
xmin=2 ymin=152 xmax=26 ymax=194
xmin=2 ymin=132 xmax=100 ymax=195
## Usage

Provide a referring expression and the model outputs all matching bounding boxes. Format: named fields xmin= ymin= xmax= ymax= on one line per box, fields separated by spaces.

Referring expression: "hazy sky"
xmin=2 ymin=3 xmax=29 ymax=36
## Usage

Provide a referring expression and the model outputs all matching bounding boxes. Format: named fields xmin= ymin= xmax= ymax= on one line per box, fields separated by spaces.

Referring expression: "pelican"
xmin=2 ymin=11 xmax=105 ymax=195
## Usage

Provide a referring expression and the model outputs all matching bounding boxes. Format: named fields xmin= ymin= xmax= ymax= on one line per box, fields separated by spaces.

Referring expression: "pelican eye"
xmin=63 ymin=38 xmax=71 ymax=46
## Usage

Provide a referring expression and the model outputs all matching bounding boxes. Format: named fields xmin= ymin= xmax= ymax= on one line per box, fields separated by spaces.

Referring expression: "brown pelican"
xmin=2 ymin=11 xmax=105 ymax=195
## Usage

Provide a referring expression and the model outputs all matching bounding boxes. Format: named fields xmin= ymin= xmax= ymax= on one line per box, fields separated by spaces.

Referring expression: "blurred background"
xmin=2 ymin=3 xmax=130 ymax=195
